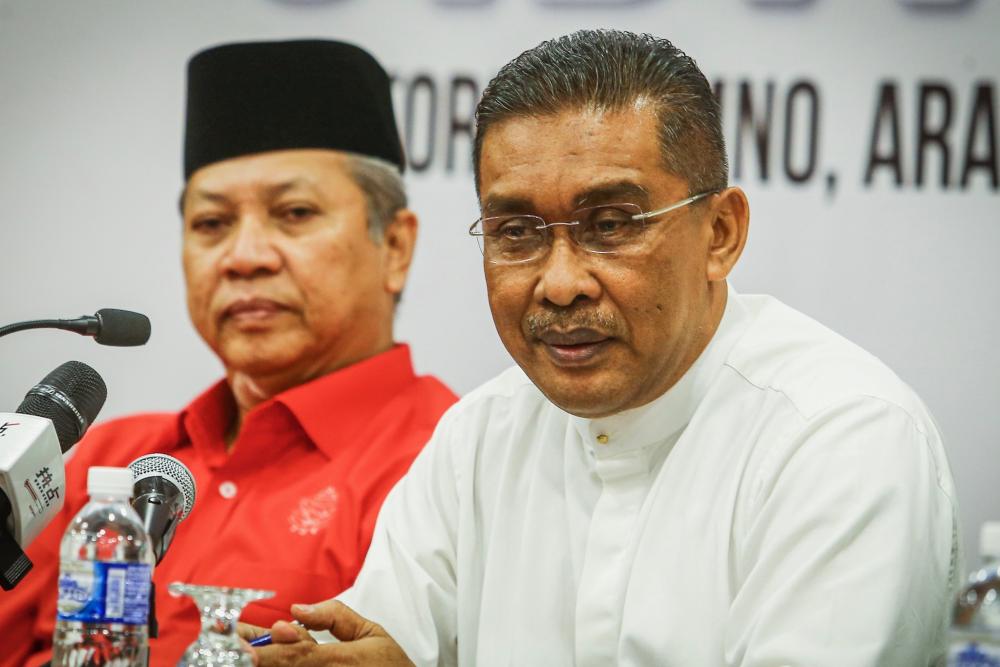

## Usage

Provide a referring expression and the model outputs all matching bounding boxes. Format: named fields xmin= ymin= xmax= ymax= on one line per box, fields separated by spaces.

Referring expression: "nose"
xmin=533 ymin=233 xmax=602 ymax=308
xmin=219 ymin=214 xmax=282 ymax=278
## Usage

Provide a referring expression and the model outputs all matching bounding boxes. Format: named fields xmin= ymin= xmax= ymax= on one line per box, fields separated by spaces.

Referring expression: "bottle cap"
xmin=981 ymin=522 xmax=1000 ymax=559
xmin=87 ymin=466 xmax=134 ymax=498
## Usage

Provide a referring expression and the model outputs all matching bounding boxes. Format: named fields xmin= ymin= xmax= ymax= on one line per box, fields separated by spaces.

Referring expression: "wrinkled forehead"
xmin=477 ymin=107 xmax=681 ymax=214
xmin=181 ymin=148 xmax=354 ymax=210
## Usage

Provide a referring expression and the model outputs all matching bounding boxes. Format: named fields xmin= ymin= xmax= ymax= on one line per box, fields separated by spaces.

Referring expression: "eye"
xmin=491 ymin=217 xmax=540 ymax=241
xmin=587 ymin=207 xmax=634 ymax=234
xmin=279 ymin=204 xmax=319 ymax=223
xmin=189 ymin=216 xmax=226 ymax=234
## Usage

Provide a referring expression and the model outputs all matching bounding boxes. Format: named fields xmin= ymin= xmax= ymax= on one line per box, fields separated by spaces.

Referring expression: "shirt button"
xmin=596 ymin=434 xmax=610 ymax=445
xmin=219 ymin=481 xmax=238 ymax=499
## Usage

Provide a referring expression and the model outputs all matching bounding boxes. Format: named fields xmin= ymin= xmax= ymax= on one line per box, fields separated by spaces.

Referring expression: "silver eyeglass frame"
xmin=468 ymin=189 xmax=719 ymax=264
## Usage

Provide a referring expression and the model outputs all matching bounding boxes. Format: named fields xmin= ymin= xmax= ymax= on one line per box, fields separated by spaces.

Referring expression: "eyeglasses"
xmin=469 ymin=191 xmax=717 ymax=265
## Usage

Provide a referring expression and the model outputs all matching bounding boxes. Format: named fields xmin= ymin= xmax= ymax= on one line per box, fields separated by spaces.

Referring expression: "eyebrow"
xmin=481 ymin=193 xmax=535 ymax=216
xmin=482 ymin=181 xmax=652 ymax=217
xmin=575 ymin=181 xmax=651 ymax=208
xmin=185 ymin=178 xmax=313 ymax=208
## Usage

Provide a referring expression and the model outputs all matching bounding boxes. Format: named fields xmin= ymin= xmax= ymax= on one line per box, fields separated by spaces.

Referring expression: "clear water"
xmin=51 ymin=495 xmax=155 ymax=667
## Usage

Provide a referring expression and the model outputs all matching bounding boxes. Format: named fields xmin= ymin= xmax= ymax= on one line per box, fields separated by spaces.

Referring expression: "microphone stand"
xmin=0 ymin=318 xmax=97 ymax=339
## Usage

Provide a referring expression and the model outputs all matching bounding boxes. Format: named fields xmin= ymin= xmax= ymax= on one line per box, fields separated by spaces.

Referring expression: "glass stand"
xmin=169 ymin=582 xmax=275 ymax=667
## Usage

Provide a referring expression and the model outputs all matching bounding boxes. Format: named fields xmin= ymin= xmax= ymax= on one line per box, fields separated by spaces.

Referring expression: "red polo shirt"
xmin=0 ymin=344 xmax=457 ymax=667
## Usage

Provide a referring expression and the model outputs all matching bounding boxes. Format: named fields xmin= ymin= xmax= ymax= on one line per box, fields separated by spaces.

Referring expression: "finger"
xmin=259 ymin=640 xmax=409 ymax=667
xmin=239 ymin=638 xmax=260 ymax=667
xmin=237 ymin=622 xmax=270 ymax=641
xmin=270 ymin=619 xmax=314 ymax=644
xmin=290 ymin=600 xmax=380 ymax=642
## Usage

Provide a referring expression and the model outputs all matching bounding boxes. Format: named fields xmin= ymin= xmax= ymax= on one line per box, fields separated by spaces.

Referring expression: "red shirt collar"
xmin=177 ymin=344 xmax=418 ymax=462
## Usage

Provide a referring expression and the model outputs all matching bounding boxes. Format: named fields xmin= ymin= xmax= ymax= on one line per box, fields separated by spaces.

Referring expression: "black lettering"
xmin=734 ymin=80 xmax=775 ymax=181
xmin=712 ymin=79 xmax=724 ymax=107
xmin=916 ymin=82 xmax=954 ymax=188
xmin=960 ymin=83 xmax=998 ymax=189
xmin=447 ymin=75 xmax=479 ymax=173
xmin=865 ymin=82 xmax=904 ymax=187
xmin=783 ymin=80 xmax=819 ymax=183
xmin=405 ymin=74 xmax=437 ymax=173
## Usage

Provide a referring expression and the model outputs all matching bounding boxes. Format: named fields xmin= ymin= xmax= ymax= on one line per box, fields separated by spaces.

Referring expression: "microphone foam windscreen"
xmin=94 ymin=309 xmax=151 ymax=347
xmin=16 ymin=361 xmax=107 ymax=452
xmin=128 ymin=454 xmax=197 ymax=520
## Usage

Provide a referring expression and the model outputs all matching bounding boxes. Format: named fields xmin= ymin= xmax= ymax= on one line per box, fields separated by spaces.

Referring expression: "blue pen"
xmin=249 ymin=633 xmax=274 ymax=647
xmin=248 ymin=620 xmax=303 ymax=647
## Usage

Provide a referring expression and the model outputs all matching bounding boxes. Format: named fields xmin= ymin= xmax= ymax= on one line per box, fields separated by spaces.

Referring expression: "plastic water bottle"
xmin=948 ymin=522 xmax=1000 ymax=666
xmin=52 ymin=466 xmax=155 ymax=667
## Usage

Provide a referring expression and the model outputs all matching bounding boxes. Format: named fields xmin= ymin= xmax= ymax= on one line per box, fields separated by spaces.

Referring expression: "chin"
xmin=532 ymin=376 xmax=627 ymax=419
xmin=218 ymin=339 xmax=308 ymax=378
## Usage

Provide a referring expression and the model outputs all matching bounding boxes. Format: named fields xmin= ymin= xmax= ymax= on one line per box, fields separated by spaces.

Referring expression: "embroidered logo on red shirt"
xmin=288 ymin=485 xmax=340 ymax=536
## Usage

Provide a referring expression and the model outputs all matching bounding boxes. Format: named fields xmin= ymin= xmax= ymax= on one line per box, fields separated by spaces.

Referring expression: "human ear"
xmin=705 ymin=187 xmax=749 ymax=282
xmin=381 ymin=208 xmax=418 ymax=296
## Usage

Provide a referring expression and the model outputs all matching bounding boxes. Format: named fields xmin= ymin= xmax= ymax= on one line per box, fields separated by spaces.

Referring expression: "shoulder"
xmin=722 ymin=293 xmax=955 ymax=505
xmin=451 ymin=365 xmax=547 ymax=421
xmin=425 ymin=365 xmax=555 ymax=459
xmin=409 ymin=374 xmax=460 ymax=415
xmin=67 ymin=411 xmax=179 ymax=470
xmin=725 ymin=293 xmax=933 ymax=429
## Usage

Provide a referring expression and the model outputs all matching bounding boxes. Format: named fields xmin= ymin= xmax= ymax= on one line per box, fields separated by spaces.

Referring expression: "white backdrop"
xmin=1 ymin=0 xmax=997 ymax=564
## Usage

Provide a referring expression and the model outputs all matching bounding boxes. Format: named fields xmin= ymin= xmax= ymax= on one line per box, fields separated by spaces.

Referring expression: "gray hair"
xmin=474 ymin=29 xmax=728 ymax=195
xmin=344 ymin=152 xmax=407 ymax=241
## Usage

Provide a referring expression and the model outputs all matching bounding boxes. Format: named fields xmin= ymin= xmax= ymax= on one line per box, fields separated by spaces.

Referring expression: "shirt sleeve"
xmin=336 ymin=407 xmax=463 ymax=667
xmin=726 ymin=396 xmax=959 ymax=667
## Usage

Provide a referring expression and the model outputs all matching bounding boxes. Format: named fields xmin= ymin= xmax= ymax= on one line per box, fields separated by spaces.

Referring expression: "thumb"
xmin=290 ymin=600 xmax=378 ymax=642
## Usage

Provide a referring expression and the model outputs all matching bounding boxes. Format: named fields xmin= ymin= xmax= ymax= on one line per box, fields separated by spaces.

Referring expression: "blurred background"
xmin=0 ymin=0 xmax=996 ymax=563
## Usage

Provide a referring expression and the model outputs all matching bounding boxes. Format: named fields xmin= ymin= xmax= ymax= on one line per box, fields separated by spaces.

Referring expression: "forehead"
xmin=478 ymin=104 xmax=683 ymax=210
xmin=184 ymin=148 xmax=356 ymax=204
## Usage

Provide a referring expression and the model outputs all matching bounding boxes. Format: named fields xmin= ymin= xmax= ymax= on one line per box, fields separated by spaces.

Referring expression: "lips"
xmin=221 ymin=297 xmax=289 ymax=324
xmin=537 ymin=328 xmax=613 ymax=365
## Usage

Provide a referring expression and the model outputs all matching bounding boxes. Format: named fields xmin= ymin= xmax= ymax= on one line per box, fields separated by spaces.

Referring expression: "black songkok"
xmin=183 ymin=39 xmax=404 ymax=179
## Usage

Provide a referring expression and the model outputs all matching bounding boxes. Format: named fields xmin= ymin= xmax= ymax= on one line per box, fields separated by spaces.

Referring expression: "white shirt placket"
xmin=574 ymin=445 xmax=655 ymax=666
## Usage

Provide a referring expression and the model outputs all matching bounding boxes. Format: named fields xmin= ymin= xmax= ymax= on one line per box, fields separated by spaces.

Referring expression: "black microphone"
xmin=15 ymin=361 xmax=108 ymax=451
xmin=127 ymin=454 xmax=196 ymax=565
xmin=0 ymin=308 xmax=151 ymax=346
xmin=0 ymin=361 xmax=107 ymax=590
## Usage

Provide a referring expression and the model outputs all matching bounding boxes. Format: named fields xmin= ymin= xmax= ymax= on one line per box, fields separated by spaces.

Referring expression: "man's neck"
xmin=223 ymin=341 xmax=394 ymax=447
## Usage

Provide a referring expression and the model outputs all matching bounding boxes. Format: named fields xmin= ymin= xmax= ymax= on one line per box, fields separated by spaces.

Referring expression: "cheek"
xmin=181 ymin=250 xmax=222 ymax=335
xmin=181 ymin=254 xmax=210 ymax=309
xmin=293 ymin=246 xmax=376 ymax=319
xmin=486 ymin=268 xmax=523 ymax=305
xmin=604 ymin=265 xmax=681 ymax=334
xmin=486 ymin=272 xmax=532 ymax=334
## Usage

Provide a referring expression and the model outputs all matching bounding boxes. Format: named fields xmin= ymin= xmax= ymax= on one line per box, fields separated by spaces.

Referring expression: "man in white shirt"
xmin=250 ymin=29 xmax=960 ymax=667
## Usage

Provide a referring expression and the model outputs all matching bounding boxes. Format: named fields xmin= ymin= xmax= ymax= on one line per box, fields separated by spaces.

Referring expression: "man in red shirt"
xmin=0 ymin=39 xmax=457 ymax=666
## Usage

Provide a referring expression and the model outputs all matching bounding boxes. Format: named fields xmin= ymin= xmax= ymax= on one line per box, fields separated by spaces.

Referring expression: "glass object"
xmin=52 ymin=467 xmax=154 ymax=667
xmin=469 ymin=190 xmax=717 ymax=265
xmin=170 ymin=583 xmax=275 ymax=667
xmin=948 ymin=522 xmax=1000 ymax=665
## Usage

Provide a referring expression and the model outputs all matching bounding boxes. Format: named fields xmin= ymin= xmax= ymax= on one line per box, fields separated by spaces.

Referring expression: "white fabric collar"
xmin=568 ymin=283 xmax=750 ymax=461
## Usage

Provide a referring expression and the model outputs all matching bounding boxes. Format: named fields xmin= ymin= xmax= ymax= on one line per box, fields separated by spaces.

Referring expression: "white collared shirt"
xmin=338 ymin=288 xmax=960 ymax=666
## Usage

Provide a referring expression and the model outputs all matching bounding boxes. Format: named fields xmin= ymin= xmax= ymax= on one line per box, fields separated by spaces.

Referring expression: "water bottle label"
xmin=949 ymin=641 xmax=1000 ymax=666
xmin=57 ymin=561 xmax=152 ymax=625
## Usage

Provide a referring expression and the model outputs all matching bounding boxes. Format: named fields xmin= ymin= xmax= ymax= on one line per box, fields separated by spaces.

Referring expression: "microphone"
xmin=0 ymin=361 xmax=107 ymax=590
xmin=127 ymin=454 xmax=196 ymax=565
xmin=0 ymin=308 xmax=151 ymax=346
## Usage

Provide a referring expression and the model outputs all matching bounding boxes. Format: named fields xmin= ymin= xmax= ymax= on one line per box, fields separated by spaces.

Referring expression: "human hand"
xmin=252 ymin=600 xmax=414 ymax=666
xmin=237 ymin=621 xmax=271 ymax=644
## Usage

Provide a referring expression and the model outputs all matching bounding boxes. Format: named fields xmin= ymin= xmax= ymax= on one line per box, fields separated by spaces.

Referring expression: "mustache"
xmin=524 ymin=309 xmax=622 ymax=338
